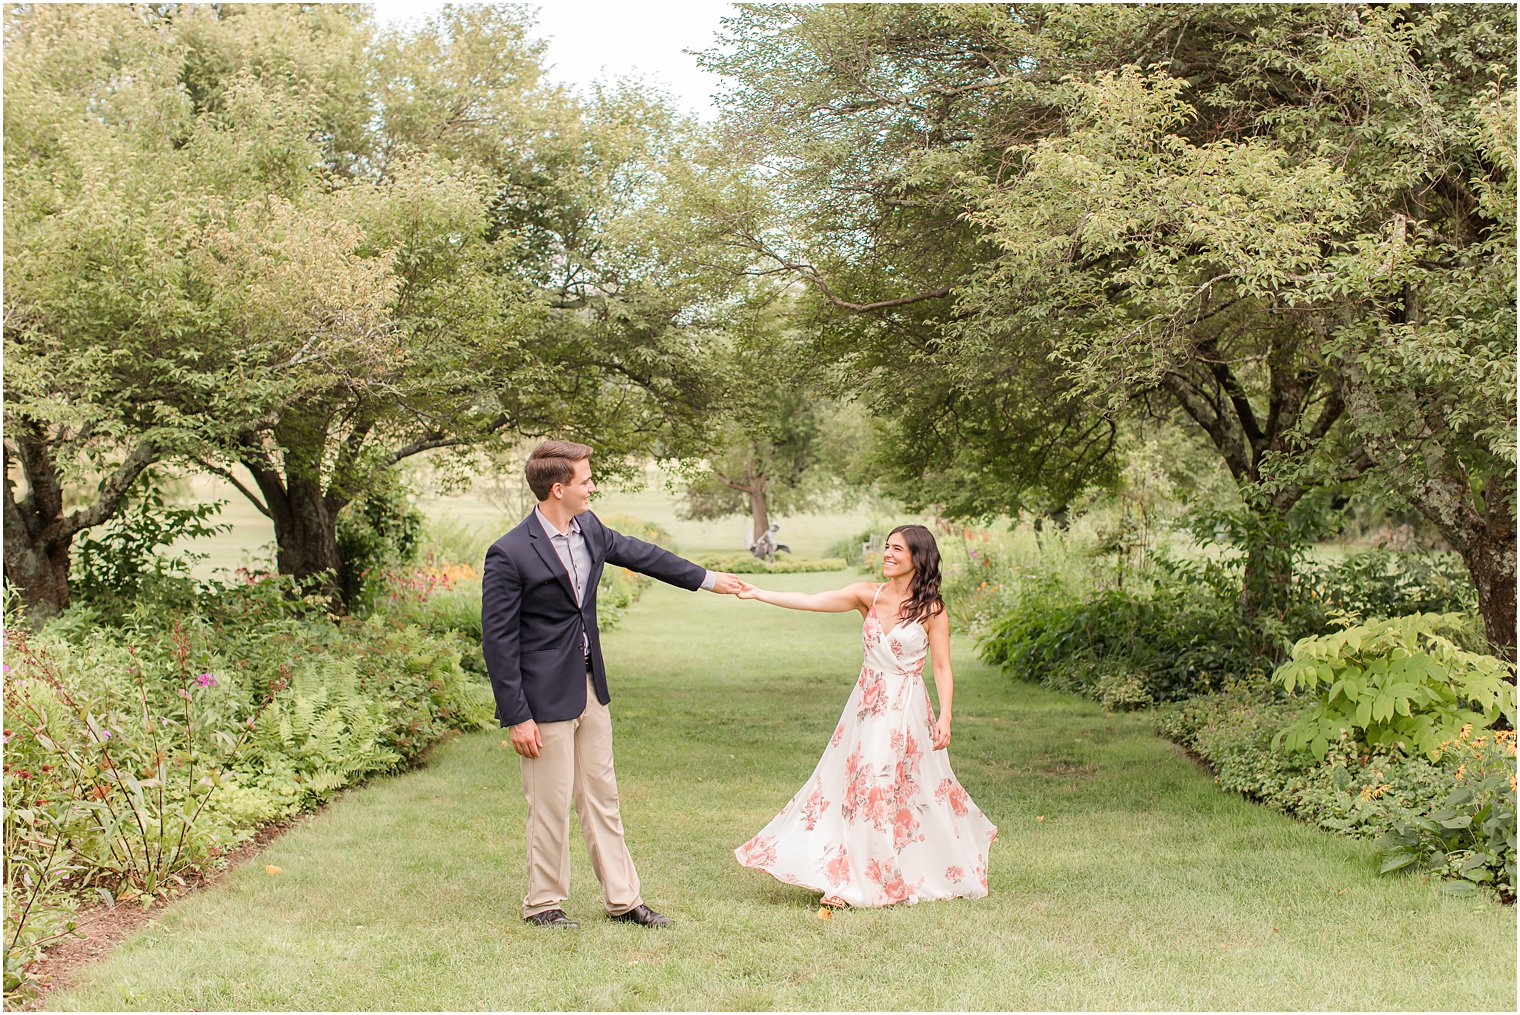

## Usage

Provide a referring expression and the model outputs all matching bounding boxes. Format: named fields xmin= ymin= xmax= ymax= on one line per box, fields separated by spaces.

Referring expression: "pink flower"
xmin=825 ymin=845 xmax=852 ymax=886
xmin=935 ymin=778 xmax=969 ymax=816
xmin=857 ymin=678 xmax=887 ymax=719
xmin=945 ymin=865 xmax=964 ymax=881
xmin=892 ymin=806 xmax=920 ymax=850
xmin=801 ymin=787 xmax=830 ymax=831
xmin=196 ymin=672 xmax=219 ymax=688
xmin=739 ymin=834 xmax=777 ymax=868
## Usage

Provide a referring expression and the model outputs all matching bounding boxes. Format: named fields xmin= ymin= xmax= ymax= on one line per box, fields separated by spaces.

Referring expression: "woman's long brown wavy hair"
xmin=887 ymin=524 xmax=944 ymax=627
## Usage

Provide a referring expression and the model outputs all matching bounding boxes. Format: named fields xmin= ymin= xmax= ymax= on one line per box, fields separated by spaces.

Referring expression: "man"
xmin=482 ymin=440 xmax=743 ymax=929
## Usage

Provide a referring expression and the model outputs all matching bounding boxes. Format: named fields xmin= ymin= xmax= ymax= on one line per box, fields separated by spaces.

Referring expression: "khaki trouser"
xmin=520 ymin=672 xmax=643 ymax=918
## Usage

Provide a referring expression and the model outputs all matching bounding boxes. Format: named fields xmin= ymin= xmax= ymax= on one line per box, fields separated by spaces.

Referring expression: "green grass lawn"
xmin=41 ymin=573 xmax=1517 ymax=1011
xmin=175 ymin=468 xmax=896 ymax=576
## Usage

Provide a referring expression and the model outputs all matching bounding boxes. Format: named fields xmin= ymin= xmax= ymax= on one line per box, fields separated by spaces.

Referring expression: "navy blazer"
xmin=481 ymin=510 xmax=706 ymax=726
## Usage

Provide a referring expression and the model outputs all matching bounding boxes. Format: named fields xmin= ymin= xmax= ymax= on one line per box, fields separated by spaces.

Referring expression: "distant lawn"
xmin=173 ymin=467 xmax=900 ymax=576
xmin=42 ymin=573 xmax=1517 ymax=1011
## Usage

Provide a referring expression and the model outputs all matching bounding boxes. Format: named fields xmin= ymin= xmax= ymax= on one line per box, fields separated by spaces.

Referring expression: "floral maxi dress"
xmin=735 ymin=585 xmax=998 ymax=907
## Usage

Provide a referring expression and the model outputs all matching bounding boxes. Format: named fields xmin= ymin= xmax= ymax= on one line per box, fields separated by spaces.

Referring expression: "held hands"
xmin=932 ymin=714 xmax=952 ymax=751
xmin=708 ymin=572 xmax=746 ymax=595
xmin=735 ymin=580 xmax=761 ymax=600
xmin=508 ymin=719 xmax=543 ymax=759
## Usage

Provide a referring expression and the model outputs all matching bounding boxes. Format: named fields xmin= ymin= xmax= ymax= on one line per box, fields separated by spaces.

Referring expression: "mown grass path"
xmin=45 ymin=573 xmax=1517 ymax=1010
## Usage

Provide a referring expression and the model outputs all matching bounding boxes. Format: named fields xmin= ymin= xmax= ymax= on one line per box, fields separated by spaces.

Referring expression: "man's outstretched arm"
xmin=601 ymin=522 xmax=742 ymax=594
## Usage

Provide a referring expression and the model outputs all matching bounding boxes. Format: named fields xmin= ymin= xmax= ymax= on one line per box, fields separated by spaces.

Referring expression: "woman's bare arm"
xmin=926 ymin=607 xmax=954 ymax=749
xmin=736 ymin=580 xmax=875 ymax=614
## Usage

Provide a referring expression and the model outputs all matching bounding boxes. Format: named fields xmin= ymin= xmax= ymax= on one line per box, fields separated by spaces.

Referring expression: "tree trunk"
xmin=1 ymin=521 xmax=72 ymax=622
xmin=1159 ymin=342 xmax=1340 ymax=631
xmin=747 ymin=462 xmax=770 ymax=546
xmin=239 ymin=436 xmax=348 ymax=612
xmin=276 ymin=472 xmax=347 ymax=605
xmin=1461 ymin=536 xmax=1518 ymax=663
xmin=2 ymin=425 xmax=159 ymax=624
xmin=1338 ymin=361 xmax=1517 ymax=664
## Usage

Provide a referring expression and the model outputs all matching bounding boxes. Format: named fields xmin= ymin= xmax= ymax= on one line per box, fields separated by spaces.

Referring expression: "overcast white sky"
xmin=369 ymin=1 xmax=737 ymax=118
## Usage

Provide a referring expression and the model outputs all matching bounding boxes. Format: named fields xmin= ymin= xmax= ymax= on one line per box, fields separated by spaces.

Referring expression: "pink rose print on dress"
xmin=888 ymin=636 xmax=904 ymax=658
xmin=800 ymin=786 xmax=830 ymax=831
xmin=892 ymin=805 xmax=921 ymax=850
xmin=945 ymin=865 xmax=965 ymax=882
xmin=935 ymin=778 xmax=970 ymax=816
xmin=865 ymin=857 xmax=913 ymax=906
xmin=830 ymin=722 xmax=846 ymax=747
xmin=844 ymin=746 xmax=862 ymax=777
xmin=825 ymin=844 xmax=852 ymax=887
xmin=863 ymin=785 xmax=892 ymax=831
xmin=841 ymin=753 xmax=870 ymax=823
xmin=739 ymin=833 xmax=777 ymax=868
xmin=857 ymin=674 xmax=887 ymax=719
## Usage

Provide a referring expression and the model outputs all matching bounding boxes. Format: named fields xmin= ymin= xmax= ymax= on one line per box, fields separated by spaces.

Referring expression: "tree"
xmin=676 ymin=308 xmax=866 ymax=545
xmin=700 ymin=4 xmax=1515 ymax=636
xmin=5 ymin=4 xmax=730 ymax=614
xmin=2 ymin=5 xmax=262 ymax=620
xmin=201 ymin=6 xmax=728 ymax=604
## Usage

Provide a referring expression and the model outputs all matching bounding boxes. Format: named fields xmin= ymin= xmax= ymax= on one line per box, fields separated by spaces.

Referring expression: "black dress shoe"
xmin=524 ymin=909 xmax=579 ymax=928
xmin=610 ymin=903 xmax=673 ymax=927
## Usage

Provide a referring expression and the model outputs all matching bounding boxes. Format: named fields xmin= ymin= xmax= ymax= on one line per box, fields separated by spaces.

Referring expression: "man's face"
xmin=557 ymin=458 xmax=596 ymax=516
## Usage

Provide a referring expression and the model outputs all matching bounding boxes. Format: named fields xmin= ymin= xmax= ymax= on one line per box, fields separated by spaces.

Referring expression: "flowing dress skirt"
xmin=736 ymin=609 xmax=997 ymax=907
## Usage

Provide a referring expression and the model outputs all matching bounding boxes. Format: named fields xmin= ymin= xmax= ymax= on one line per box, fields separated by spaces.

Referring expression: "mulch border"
xmin=11 ymin=813 xmax=314 ymax=1011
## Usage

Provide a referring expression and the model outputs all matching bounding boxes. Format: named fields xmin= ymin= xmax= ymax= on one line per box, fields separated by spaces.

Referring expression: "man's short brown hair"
xmin=525 ymin=440 xmax=593 ymax=501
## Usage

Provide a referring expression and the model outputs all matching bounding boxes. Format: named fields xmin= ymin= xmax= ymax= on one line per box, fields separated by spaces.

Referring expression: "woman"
xmin=734 ymin=524 xmax=997 ymax=908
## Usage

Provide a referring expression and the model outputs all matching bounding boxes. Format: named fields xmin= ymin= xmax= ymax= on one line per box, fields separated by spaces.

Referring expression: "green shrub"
xmin=3 ymin=621 xmax=277 ymax=996
xmin=980 ymin=576 xmax=1257 ymax=708
xmin=1271 ymin=613 xmax=1516 ymax=760
xmin=940 ymin=545 xmax=1007 ymax=632
xmin=692 ymin=554 xmax=848 ymax=574
xmin=597 ymin=513 xmax=674 ymax=547
xmin=1306 ymin=550 xmax=1476 ymax=620
xmin=2 ymin=566 xmax=490 ymax=1001
xmin=1160 ymin=683 xmax=1517 ymax=899
xmin=1377 ymin=727 xmax=1517 ymax=901
xmin=416 ymin=514 xmax=501 ymax=569
xmin=338 ymin=481 xmax=426 ymax=613
xmin=1158 ymin=683 xmax=1464 ymax=837
xmin=70 ymin=477 xmax=230 ymax=619
xmin=824 ymin=529 xmax=875 ymax=566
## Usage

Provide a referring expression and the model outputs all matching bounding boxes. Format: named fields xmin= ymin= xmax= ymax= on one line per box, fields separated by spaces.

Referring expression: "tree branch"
xmin=192 ymin=458 xmax=272 ymax=519
xmin=46 ymin=442 xmax=160 ymax=542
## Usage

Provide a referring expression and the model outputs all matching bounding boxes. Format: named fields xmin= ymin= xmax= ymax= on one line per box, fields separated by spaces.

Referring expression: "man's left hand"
xmin=708 ymin=572 xmax=745 ymax=595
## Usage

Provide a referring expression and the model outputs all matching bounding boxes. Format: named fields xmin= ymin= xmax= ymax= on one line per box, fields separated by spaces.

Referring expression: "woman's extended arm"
xmin=926 ymin=607 xmax=953 ymax=750
xmin=736 ymin=580 xmax=874 ymax=614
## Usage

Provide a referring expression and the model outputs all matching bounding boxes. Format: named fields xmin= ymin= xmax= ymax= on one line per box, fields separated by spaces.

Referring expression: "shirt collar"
xmin=534 ymin=505 xmax=581 ymax=540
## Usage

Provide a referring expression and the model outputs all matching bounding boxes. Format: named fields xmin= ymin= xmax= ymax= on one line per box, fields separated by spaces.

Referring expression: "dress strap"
xmin=870 ymin=583 xmax=885 ymax=611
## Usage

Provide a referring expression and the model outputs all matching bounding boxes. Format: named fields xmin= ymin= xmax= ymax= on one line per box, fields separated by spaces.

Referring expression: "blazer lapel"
xmin=526 ymin=515 xmax=578 ymax=605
